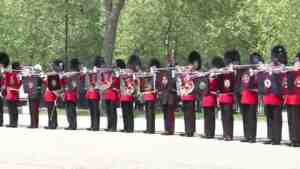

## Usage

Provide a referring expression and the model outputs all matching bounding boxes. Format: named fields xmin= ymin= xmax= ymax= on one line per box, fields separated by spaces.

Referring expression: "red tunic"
xmin=218 ymin=73 xmax=235 ymax=105
xmin=202 ymin=78 xmax=218 ymax=107
xmin=105 ymin=77 xmax=120 ymax=102
xmin=240 ymin=71 xmax=258 ymax=105
xmin=285 ymin=70 xmax=300 ymax=105
xmin=43 ymin=79 xmax=64 ymax=103
xmin=143 ymin=92 xmax=156 ymax=102
xmin=85 ymin=89 xmax=100 ymax=101
xmin=5 ymin=72 xmax=22 ymax=101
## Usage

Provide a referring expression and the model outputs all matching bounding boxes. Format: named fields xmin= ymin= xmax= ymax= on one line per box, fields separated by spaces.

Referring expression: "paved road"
xmin=0 ymin=113 xmax=299 ymax=169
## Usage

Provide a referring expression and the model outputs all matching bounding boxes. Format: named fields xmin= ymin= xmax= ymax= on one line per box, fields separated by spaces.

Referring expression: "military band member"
xmin=180 ymin=51 xmax=201 ymax=137
xmin=120 ymin=61 xmax=136 ymax=133
xmin=5 ymin=62 xmax=22 ymax=128
xmin=142 ymin=58 xmax=160 ymax=134
xmin=44 ymin=59 xmax=64 ymax=129
xmin=64 ymin=58 xmax=81 ymax=130
xmin=25 ymin=64 xmax=43 ymax=128
xmin=104 ymin=60 xmax=121 ymax=132
xmin=260 ymin=45 xmax=287 ymax=145
xmin=285 ymin=53 xmax=300 ymax=147
xmin=218 ymin=50 xmax=237 ymax=141
xmin=0 ymin=52 xmax=10 ymax=126
xmin=201 ymin=56 xmax=224 ymax=138
xmin=159 ymin=61 xmax=178 ymax=135
xmin=239 ymin=53 xmax=263 ymax=143
xmin=85 ymin=56 xmax=104 ymax=131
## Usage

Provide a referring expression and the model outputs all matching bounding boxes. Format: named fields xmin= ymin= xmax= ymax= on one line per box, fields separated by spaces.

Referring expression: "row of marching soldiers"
xmin=0 ymin=44 xmax=300 ymax=147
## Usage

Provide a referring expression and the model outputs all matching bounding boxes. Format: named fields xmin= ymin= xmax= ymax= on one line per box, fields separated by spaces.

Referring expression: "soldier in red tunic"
xmin=64 ymin=58 xmax=81 ymax=130
xmin=179 ymin=51 xmax=201 ymax=137
xmin=285 ymin=53 xmax=300 ymax=147
xmin=201 ymin=56 xmax=224 ymax=139
xmin=25 ymin=64 xmax=43 ymax=128
xmin=0 ymin=52 xmax=9 ymax=126
xmin=142 ymin=58 xmax=160 ymax=134
xmin=120 ymin=55 xmax=141 ymax=133
xmin=239 ymin=53 xmax=264 ymax=143
xmin=218 ymin=50 xmax=238 ymax=141
xmin=85 ymin=56 xmax=104 ymax=131
xmin=104 ymin=59 xmax=121 ymax=132
xmin=5 ymin=62 xmax=22 ymax=128
xmin=260 ymin=45 xmax=287 ymax=145
xmin=44 ymin=59 xmax=65 ymax=129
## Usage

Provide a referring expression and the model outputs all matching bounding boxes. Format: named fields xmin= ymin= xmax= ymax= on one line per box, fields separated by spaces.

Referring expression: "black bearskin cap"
xmin=70 ymin=58 xmax=80 ymax=71
xmin=211 ymin=56 xmax=225 ymax=68
xmin=149 ymin=58 xmax=161 ymax=68
xmin=52 ymin=59 xmax=64 ymax=72
xmin=188 ymin=51 xmax=201 ymax=70
xmin=296 ymin=52 xmax=300 ymax=60
xmin=224 ymin=49 xmax=240 ymax=66
xmin=127 ymin=54 xmax=142 ymax=68
xmin=12 ymin=62 xmax=20 ymax=70
xmin=0 ymin=52 xmax=10 ymax=68
xmin=249 ymin=52 xmax=264 ymax=64
xmin=115 ymin=59 xmax=126 ymax=69
xmin=94 ymin=56 xmax=105 ymax=68
xmin=271 ymin=45 xmax=287 ymax=65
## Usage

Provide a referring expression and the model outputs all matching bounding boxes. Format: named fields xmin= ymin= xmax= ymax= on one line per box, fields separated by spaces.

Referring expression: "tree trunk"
xmin=101 ymin=0 xmax=125 ymax=65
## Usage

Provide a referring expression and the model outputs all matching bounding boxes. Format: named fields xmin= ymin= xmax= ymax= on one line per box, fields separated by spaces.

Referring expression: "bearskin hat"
xmin=94 ymin=56 xmax=105 ymax=68
xmin=211 ymin=56 xmax=225 ymax=68
xmin=115 ymin=59 xmax=126 ymax=69
xmin=295 ymin=52 xmax=300 ymax=61
xmin=149 ymin=58 xmax=161 ymax=68
xmin=52 ymin=59 xmax=64 ymax=72
xmin=188 ymin=51 xmax=201 ymax=70
xmin=12 ymin=62 xmax=21 ymax=70
xmin=224 ymin=49 xmax=240 ymax=66
xmin=127 ymin=54 xmax=142 ymax=68
xmin=249 ymin=52 xmax=264 ymax=64
xmin=70 ymin=58 xmax=80 ymax=71
xmin=0 ymin=52 xmax=10 ymax=68
xmin=271 ymin=45 xmax=287 ymax=65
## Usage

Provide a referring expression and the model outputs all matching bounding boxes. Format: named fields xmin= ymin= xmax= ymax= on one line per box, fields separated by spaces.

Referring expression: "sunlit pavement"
xmin=0 ymin=113 xmax=299 ymax=169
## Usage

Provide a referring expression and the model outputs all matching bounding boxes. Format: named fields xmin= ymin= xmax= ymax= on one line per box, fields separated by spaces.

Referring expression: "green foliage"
xmin=0 ymin=0 xmax=103 ymax=69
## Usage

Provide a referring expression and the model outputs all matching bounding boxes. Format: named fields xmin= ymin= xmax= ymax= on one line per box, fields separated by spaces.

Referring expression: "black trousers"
xmin=162 ymin=104 xmax=176 ymax=133
xmin=46 ymin=102 xmax=57 ymax=129
xmin=265 ymin=105 xmax=282 ymax=143
xmin=145 ymin=101 xmax=155 ymax=133
xmin=65 ymin=102 xmax=77 ymax=129
xmin=287 ymin=105 xmax=300 ymax=143
xmin=203 ymin=107 xmax=215 ymax=137
xmin=182 ymin=101 xmax=195 ymax=136
xmin=220 ymin=104 xmax=234 ymax=139
xmin=0 ymin=98 xmax=3 ymax=126
xmin=106 ymin=100 xmax=117 ymax=131
xmin=7 ymin=101 xmax=18 ymax=127
xmin=88 ymin=100 xmax=100 ymax=130
xmin=240 ymin=104 xmax=257 ymax=140
xmin=121 ymin=101 xmax=134 ymax=132
xmin=29 ymin=98 xmax=40 ymax=128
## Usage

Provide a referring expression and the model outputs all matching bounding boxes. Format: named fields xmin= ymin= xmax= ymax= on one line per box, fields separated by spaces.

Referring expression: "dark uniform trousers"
xmin=145 ymin=101 xmax=155 ymax=133
xmin=265 ymin=105 xmax=282 ymax=143
xmin=46 ymin=102 xmax=58 ymax=129
xmin=182 ymin=101 xmax=195 ymax=136
xmin=7 ymin=101 xmax=18 ymax=127
xmin=221 ymin=104 xmax=234 ymax=139
xmin=88 ymin=100 xmax=100 ymax=130
xmin=203 ymin=107 xmax=216 ymax=137
xmin=0 ymin=98 xmax=3 ymax=126
xmin=66 ymin=102 xmax=77 ymax=129
xmin=240 ymin=104 xmax=257 ymax=140
xmin=29 ymin=98 xmax=40 ymax=128
xmin=106 ymin=100 xmax=117 ymax=131
xmin=121 ymin=101 xmax=134 ymax=132
xmin=162 ymin=104 xmax=176 ymax=134
xmin=287 ymin=106 xmax=300 ymax=144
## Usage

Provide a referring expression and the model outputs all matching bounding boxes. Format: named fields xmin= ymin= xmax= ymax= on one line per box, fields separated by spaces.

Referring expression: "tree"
xmin=101 ymin=0 xmax=126 ymax=64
